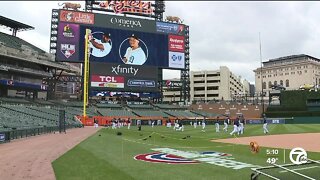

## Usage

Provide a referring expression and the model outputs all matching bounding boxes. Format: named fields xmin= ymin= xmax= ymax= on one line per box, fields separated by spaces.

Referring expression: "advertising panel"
xmin=59 ymin=10 xmax=94 ymax=24
xmin=94 ymin=13 xmax=156 ymax=33
xmin=168 ymin=51 xmax=185 ymax=69
xmin=156 ymin=22 xmax=185 ymax=35
xmin=56 ymin=22 xmax=80 ymax=62
xmin=91 ymin=75 xmax=125 ymax=88
xmin=168 ymin=35 xmax=185 ymax=52
xmin=90 ymin=62 xmax=158 ymax=92
xmin=0 ymin=133 xmax=5 ymax=142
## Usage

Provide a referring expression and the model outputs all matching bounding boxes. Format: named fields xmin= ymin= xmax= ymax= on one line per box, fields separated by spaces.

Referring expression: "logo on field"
xmin=134 ymin=148 xmax=257 ymax=169
xmin=289 ymin=147 xmax=308 ymax=165
xmin=60 ymin=44 xmax=75 ymax=58
xmin=134 ymin=152 xmax=198 ymax=164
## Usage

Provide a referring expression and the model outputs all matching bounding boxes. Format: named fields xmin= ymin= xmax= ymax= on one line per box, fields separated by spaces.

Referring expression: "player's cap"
xmin=129 ymin=34 xmax=139 ymax=40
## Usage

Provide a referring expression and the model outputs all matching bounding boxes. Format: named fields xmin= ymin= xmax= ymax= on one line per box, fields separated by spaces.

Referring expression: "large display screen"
xmin=56 ymin=10 xmax=186 ymax=70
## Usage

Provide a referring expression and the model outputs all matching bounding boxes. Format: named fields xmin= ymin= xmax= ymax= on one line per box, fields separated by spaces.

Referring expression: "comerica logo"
xmin=110 ymin=17 xmax=142 ymax=28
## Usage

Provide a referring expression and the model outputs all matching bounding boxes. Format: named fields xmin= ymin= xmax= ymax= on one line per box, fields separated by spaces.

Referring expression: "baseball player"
xmin=112 ymin=118 xmax=116 ymax=129
xmin=166 ymin=119 xmax=171 ymax=128
xmin=223 ymin=116 xmax=229 ymax=132
xmin=230 ymin=118 xmax=240 ymax=136
xmin=176 ymin=122 xmax=184 ymax=131
xmin=89 ymin=33 xmax=112 ymax=57
xmin=263 ymin=114 xmax=269 ymax=134
xmin=239 ymin=115 xmax=245 ymax=134
xmin=127 ymin=118 xmax=131 ymax=130
xmin=151 ymin=120 xmax=155 ymax=128
xmin=215 ymin=116 xmax=220 ymax=133
xmin=201 ymin=117 xmax=206 ymax=132
xmin=122 ymin=34 xmax=147 ymax=65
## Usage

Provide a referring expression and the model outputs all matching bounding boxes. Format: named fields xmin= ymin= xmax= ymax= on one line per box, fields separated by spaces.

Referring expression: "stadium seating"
xmin=0 ymin=104 xmax=82 ymax=131
xmin=154 ymin=104 xmax=186 ymax=110
xmin=0 ymin=32 xmax=45 ymax=53
xmin=127 ymin=104 xmax=154 ymax=110
xmin=164 ymin=110 xmax=200 ymax=118
xmin=191 ymin=111 xmax=220 ymax=117
xmin=98 ymin=109 xmax=136 ymax=117
xmin=133 ymin=110 xmax=168 ymax=117
xmin=95 ymin=103 xmax=122 ymax=109
xmin=0 ymin=97 xmax=31 ymax=104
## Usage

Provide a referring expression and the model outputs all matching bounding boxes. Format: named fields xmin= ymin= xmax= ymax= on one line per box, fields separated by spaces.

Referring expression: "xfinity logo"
xmin=111 ymin=65 xmax=139 ymax=76
xmin=110 ymin=17 xmax=142 ymax=28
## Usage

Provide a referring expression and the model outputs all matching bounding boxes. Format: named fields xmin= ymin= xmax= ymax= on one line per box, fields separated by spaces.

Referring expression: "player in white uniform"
xmin=263 ymin=114 xmax=269 ymax=134
xmin=201 ymin=117 xmax=206 ymax=132
xmin=122 ymin=34 xmax=147 ymax=65
xmin=151 ymin=121 xmax=155 ymax=128
xmin=239 ymin=115 xmax=245 ymax=135
xmin=89 ymin=33 xmax=112 ymax=57
xmin=230 ymin=118 xmax=240 ymax=136
xmin=223 ymin=116 xmax=229 ymax=132
xmin=127 ymin=118 xmax=131 ymax=130
xmin=215 ymin=116 xmax=220 ymax=133
xmin=176 ymin=122 xmax=184 ymax=131
xmin=193 ymin=119 xmax=197 ymax=128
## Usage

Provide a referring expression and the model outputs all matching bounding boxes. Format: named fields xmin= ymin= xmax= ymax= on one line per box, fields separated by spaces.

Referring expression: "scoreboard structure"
xmin=49 ymin=0 xmax=190 ymax=103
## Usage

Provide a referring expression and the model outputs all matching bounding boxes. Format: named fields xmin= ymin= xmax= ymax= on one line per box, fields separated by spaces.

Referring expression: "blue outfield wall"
xmin=246 ymin=117 xmax=320 ymax=124
xmin=287 ymin=116 xmax=320 ymax=124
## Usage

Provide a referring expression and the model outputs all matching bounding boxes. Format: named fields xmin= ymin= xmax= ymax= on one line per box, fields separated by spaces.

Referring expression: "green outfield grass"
xmin=52 ymin=124 xmax=320 ymax=180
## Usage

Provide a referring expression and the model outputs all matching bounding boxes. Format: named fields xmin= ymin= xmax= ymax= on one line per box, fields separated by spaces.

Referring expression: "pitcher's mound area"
xmin=212 ymin=133 xmax=320 ymax=152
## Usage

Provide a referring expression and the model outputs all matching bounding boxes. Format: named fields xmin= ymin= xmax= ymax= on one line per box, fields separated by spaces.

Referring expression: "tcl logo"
xmin=91 ymin=75 xmax=124 ymax=83
xmin=99 ymin=76 xmax=117 ymax=82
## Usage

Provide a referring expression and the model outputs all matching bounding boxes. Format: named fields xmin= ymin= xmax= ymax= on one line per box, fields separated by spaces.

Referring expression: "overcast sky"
xmin=1 ymin=1 xmax=320 ymax=84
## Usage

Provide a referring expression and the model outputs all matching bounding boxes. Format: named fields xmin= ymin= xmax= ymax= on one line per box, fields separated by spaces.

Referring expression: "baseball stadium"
xmin=0 ymin=1 xmax=320 ymax=180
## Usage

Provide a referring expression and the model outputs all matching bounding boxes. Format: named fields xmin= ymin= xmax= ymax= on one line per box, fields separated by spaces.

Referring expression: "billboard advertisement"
xmin=90 ymin=90 xmax=161 ymax=99
xmin=168 ymin=35 xmax=185 ymax=52
xmin=90 ymin=62 xmax=158 ymax=92
xmin=56 ymin=22 xmax=80 ymax=62
xmin=56 ymin=9 xmax=186 ymax=70
xmin=156 ymin=21 xmax=185 ymax=35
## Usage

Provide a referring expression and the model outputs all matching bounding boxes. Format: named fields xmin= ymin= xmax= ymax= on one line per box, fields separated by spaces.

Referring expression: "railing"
xmin=0 ymin=125 xmax=79 ymax=144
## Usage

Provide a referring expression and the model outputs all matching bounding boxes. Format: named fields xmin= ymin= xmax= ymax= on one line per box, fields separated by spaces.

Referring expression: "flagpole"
xmin=259 ymin=32 xmax=264 ymax=115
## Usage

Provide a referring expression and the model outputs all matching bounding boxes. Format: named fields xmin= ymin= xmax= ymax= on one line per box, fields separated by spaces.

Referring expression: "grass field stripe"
xmin=278 ymin=165 xmax=319 ymax=173
xmin=272 ymin=163 xmax=316 ymax=180
xmin=137 ymin=132 xmax=155 ymax=141
xmin=284 ymin=149 xmax=286 ymax=164
xmin=123 ymin=137 xmax=232 ymax=150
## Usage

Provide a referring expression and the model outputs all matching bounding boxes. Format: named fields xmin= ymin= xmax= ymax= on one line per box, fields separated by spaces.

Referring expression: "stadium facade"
xmin=0 ymin=16 xmax=80 ymax=100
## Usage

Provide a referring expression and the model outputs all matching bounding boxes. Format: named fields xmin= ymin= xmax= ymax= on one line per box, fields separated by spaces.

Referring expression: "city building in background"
xmin=254 ymin=54 xmax=320 ymax=95
xmin=190 ymin=66 xmax=251 ymax=102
